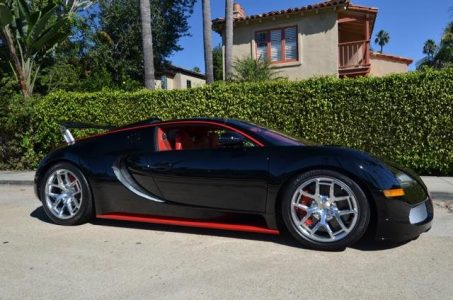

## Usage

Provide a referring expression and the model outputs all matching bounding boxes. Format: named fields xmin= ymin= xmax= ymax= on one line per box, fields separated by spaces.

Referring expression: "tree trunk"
xmin=202 ymin=0 xmax=214 ymax=84
xmin=224 ymin=0 xmax=233 ymax=81
xmin=380 ymin=45 xmax=383 ymax=53
xmin=2 ymin=26 xmax=30 ymax=98
xmin=139 ymin=0 xmax=155 ymax=89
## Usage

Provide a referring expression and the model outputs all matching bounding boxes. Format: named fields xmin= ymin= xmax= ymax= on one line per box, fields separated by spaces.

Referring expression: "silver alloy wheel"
xmin=44 ymin=169 xmax=83 ymax=220
xmin=290 ymin=177 xmax=359 ymax=243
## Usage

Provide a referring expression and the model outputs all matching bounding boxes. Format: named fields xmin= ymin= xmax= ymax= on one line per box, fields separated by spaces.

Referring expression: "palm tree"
xmin=0 ymin=5 xmax=28 ymax=97
xmin=139 ymin=0 xmax=155 ymax=89
xmin=202 ymin=0 xmax=213 ymax=84
xmin=423 ymin=39 xmax=437 ymax=61
xmin=374 ymin=30 xmax=390 ymax=53
xmin=418 ymin=22 xmax=453 ymax=70
xmin=0 ymin=0 xmax=75 ymax=97
xmin=434 ymin=22 xmax=453 ymax=68
xmin=224 ymin=0 xmax=233 ymax=80
xmin=441 ymin=22 xmax=453 ymax=43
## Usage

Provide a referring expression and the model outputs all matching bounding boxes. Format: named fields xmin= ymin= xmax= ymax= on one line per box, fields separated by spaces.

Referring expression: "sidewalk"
xmin=0 ymin=171 xmax=35 ymax=185
xmin=0 ymin=171 xmax=452 ymax=200
xmin=420 ymin=176 xmax=453 ymax=201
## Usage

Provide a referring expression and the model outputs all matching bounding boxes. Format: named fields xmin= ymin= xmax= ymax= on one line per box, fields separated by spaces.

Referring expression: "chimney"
xmin=233 ymin=3 xmax=246 ymax=19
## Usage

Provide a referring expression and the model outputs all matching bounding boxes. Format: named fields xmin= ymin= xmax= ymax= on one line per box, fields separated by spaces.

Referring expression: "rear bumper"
xmin=375 ymin=197 xmax=433 ymax=242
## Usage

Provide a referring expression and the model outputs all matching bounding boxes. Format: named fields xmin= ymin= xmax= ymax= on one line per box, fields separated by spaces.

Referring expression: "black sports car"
xmin=34 ymin=118 xmax=433 ymax=250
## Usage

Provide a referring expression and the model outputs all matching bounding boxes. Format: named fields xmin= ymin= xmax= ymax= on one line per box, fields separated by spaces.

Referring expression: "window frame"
xmin=254 ymin=25 xmax=299 ymax=64
xmin=154 ymin=122 xmax=264 ymax=152
xmin=161 ymin=75 xmax=168 ymax=90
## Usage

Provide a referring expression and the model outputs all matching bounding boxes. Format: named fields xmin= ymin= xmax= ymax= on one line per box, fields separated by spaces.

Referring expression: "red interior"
xmin=156 ymin=126 xmax=221 ymax=151
xmin=156 ymin=127 xmax=173 ymax=151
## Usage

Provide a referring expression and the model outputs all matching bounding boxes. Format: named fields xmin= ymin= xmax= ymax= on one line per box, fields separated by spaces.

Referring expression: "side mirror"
xmin=219 ymin=132 xmax=245 ymax=148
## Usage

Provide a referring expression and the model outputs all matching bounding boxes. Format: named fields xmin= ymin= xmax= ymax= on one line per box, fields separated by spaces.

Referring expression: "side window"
xmin=216 ymin=129 xmax=256 ymax=148
xmin=161 ymin=75 xmax=168 ymax=90
xmin=186 ymin=80 xmax=192 ymax=89
xmin=255 ymin=26 xmax=299 ymax=63
xmin=256 ymin=31 xmax=268 ymax=61
xmin=155 ymin=125 xmax=257 ymax=152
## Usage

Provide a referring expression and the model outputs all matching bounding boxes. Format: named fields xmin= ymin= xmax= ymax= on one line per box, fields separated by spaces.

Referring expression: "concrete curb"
xmin=0 ymin=180 xmax=34 ymax=186
xmin=430 ymin=192 xmax=453 ymax=201
xmin=0 ymin=171 xmax=35 ymax=186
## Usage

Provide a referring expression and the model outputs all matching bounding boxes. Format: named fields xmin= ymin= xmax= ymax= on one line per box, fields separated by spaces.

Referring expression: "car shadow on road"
xmin=30 ymin=206 xmax=55 ymax=224
xmin=92 ymin=216 xmax=305 ymax=247
xmin=30 ymin=206 xmax=411 ymax=252
xmin=350 ymin=236 xmax=411 ymax=251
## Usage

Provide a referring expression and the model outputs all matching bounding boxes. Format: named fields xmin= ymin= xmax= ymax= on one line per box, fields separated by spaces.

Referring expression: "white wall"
xmin=224 ymin=10 xmax=339 ymax=80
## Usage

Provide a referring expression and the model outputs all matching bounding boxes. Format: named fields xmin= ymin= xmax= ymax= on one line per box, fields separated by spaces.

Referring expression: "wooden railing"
xmin=338 ymin=40 xmax=370 ymax=69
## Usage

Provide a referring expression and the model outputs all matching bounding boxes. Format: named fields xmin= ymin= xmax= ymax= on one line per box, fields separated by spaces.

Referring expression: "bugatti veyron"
xmin=34 ymin=118 xmax=433 ymax=250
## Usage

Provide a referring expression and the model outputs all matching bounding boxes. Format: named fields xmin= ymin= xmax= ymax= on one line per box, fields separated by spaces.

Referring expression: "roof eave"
xmin=371 ymin=52 xmax=413 ymax=65
xmin=347 ymin=4 xmax=378 ymax=14
xmin=212 ymin=0 xmax=351 ymax=33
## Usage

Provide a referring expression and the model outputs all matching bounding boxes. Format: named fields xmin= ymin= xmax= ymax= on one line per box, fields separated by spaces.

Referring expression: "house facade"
xmin=212 ymin=0 xmax=412 ymax=80
xmin=155 ymin=65 xmax=206 ymax=90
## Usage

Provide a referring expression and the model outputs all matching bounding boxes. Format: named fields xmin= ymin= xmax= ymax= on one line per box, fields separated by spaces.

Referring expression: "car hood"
xmin=323 ymin=144 xmax=424 ymax=189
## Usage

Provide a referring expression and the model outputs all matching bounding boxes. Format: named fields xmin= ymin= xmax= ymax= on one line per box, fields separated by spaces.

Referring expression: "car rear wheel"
xmin=281 ymin=170 xmax=370 ymax=250
xmin=39 ymin=162 xmax=94 ymax=225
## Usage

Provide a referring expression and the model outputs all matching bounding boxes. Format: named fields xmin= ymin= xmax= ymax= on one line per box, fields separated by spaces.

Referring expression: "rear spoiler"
xmin=59 ymin=118 xmax=161 ymax=145
xmin=59 ymin=122 xmax=116 ymax=145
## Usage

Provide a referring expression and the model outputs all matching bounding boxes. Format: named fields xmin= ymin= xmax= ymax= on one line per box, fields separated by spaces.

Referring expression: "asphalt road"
xmin=1 ymin=185 xmax=452 ymax=300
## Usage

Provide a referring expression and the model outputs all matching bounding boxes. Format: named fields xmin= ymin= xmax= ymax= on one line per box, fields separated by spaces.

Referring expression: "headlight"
xmin=383 ymin=172 xmax=415 ymax=198
xmin=387 ymin=171 xmax=427 ymax=204
xmin=396 ymin=172 xmax=416 ymax=187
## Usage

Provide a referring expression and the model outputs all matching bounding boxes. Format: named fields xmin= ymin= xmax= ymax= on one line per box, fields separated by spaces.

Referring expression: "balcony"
xmin=338 ymin=40 xmax=370 ymax=77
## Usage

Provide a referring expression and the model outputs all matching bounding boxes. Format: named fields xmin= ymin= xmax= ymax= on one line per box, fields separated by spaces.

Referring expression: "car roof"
xmin=157 ymin=117 xmax=251 ymax=127
xmin=76 ymin=117 xmax=261 ymax=144
xmin=160 ymin=117 xmax=228 ymax=124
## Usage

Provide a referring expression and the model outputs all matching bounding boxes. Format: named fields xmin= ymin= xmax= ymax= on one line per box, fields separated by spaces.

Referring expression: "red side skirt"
xmin=96 ymin=213 xmax=280 ymax=235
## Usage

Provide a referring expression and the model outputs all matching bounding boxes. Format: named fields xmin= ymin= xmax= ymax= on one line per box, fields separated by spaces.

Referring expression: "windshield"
xmin=235 ymin=121 xmax=307 ymax=146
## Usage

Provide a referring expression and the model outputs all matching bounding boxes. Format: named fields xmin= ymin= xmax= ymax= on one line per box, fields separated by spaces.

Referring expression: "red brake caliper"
xmin=68 ymin=174 xmax=75 ymax=185
xmin=296 ymin=194 xmax=314 ymax=226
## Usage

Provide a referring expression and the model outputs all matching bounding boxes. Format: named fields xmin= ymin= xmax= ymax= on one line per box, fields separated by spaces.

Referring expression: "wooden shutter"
xmin=284 ymin=27 xmax=297 ymax=61
xmin=270 ymin=29 xmax=282 ymax=62
xmin=256 ymin=31 xmax=268 ymax=61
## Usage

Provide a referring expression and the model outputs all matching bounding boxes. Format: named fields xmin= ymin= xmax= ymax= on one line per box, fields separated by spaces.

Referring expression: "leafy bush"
xmin=38 ymin=62 xmax=83 ymax=93
xmin=3 ymin=69 xmax=453 ymax=175
xmin=232 ymin=57 xmax=284 ymax=82
xmin=0 ymin=94 xmax=37 ymax=170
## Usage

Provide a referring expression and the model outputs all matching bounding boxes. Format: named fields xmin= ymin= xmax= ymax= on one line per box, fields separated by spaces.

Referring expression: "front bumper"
xmin=33 ymin=170 xmax=41 ymax=200
xmin=375 ymin=197 xmax=433 ymax=242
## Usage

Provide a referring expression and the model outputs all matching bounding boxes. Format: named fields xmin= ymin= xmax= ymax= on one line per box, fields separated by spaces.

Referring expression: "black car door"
xmin=126 ymin=123 xmax=270 ymax=212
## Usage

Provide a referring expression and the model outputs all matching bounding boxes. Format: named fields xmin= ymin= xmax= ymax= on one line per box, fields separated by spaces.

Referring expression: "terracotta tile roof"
xmin=212 ymin=0 xmax=351 ymax=26
xmin=371 ymin=52 xmax=413 ymax=65
xmin=347 ymin=4 xmax=378 ymax=14
xmin=157 ymin=64 xmax=206 ymax=79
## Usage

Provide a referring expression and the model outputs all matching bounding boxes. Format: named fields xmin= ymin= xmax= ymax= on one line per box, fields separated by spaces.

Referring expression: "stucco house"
xmin=212 ymin=0 xmax=413 ymax=80
xmin=155 ymin=65 xmax=206 ymax=90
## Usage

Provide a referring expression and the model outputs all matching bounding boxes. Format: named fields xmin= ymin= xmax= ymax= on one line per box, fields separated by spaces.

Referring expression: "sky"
xmin=169 ymin=0 xmax=453 ymax=72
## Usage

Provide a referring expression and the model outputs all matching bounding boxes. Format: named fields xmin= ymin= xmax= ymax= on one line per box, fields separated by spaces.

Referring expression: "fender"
xmin=263 ymin=146 xmax=400 ymax=229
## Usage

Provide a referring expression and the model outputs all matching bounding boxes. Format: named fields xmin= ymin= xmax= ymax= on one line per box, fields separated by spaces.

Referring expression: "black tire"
xmin=281 ymin=170 xmax=370 ymax=251
xmin=39 ymin=162 xmax=94 ymax=225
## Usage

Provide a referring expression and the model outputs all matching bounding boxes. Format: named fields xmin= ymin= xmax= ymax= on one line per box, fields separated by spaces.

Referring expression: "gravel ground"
xmin=0 ymin=185 xmax=452 ymax=300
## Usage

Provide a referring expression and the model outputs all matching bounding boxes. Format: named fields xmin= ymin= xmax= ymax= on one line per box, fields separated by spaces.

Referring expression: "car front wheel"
xmin=281 ymin=170 xmax=370 ymax=250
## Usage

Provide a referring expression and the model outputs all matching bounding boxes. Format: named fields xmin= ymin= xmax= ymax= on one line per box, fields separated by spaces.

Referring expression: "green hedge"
xmin=20 ymin=68 xmax=453 ymax=174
